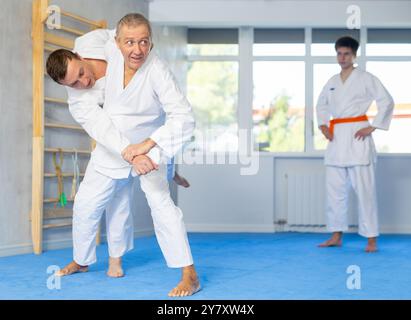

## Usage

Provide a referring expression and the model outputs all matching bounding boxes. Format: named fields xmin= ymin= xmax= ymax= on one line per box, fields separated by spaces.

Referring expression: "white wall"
xmin=377 ymin=156 xmax=411 ymax=233
xmin=0 ymin=0 xmax=34 ymax=257
xmin=150 ymin=0 xmax=411 ymax=27
xmin=178 ymin=155 xmax=411 ymax=234
xmin=178 ymin=155 xmax=275 ymax=232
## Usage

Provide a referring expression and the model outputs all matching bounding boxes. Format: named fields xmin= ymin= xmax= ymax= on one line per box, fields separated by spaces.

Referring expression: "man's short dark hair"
xmin=46 ymin=49 xmax=80 ymax=83
xmin=335 ymin=36 xmax=359 ymax=55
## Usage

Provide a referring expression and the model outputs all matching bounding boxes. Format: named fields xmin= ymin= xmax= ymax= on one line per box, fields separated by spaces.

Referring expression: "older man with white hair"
xmin=46 ymin=13 xmax=200 ymax=297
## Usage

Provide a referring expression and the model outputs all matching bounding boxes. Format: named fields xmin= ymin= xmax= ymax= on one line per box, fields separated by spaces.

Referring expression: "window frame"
xmin=186 ymin=27 xmax=411 ymax=156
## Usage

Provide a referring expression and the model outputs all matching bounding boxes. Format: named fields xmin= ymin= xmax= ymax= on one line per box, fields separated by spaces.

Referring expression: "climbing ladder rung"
xmin=44 ymin=172 xmax=85 ymax=178
xmin=44 ymin=45 xmax=61 ymax=52
xmin=45 ymin=97 xmax=67 ymax=105
xmin=43 ymin=222 xmax=72 ymax=229
xmin=44 ymin=198 xmax=74 ymax=203
xmin=45 ymin=32 xmax=74 ymax=49
xmin=59 ymin=25 xmax=86 ymax=36
xmin=45 ymin=123 xmax=85 ymax=131
xmin=60 ymin=10 xmax=105 ymax=28
xmin=44 ymin=208 xmax=73 ymax=219
xmin=44 ymin=148 xmax=92 ymax=155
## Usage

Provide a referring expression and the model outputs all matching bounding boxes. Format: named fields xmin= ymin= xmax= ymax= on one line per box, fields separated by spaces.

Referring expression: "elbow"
xmin=190 ymin=117 xmax=196 ymax=132
xmin=385 ymin=93 xmax=395 ymax=110
xmin=184 ymin=111 xmax=196 ymax=135
xmin=183 ymin=119 xmax=195 ymax=141
xmin=180 ymin=117 xmax=195 ymax=145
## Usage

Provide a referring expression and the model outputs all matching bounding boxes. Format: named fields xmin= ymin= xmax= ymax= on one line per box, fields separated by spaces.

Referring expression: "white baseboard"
xmin=186 ymin=223 xmax=276 ymax=233
xmin=1 ymin=224 xmax=409 ymax=258
xmin=0 ymin=242 xmax=34 ymax=257
xmin=283 ymin=225 xmax=411 ymax=235
xmin=282 ymin=226 xmax=354 ymax=233
xmin=0 ymin=228 xmax=154 ymax=258
xmin=187 ymin=223 xmax=411 ymax=235
xmin=379 ymin=225 xmax=411 ymax=234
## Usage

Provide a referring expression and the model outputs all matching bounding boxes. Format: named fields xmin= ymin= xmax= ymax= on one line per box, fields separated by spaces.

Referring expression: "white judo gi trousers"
xmin=325 ymin=162 xmax=379 ymax=238
xmin=72 ymin=160 xmax=193 ymax=268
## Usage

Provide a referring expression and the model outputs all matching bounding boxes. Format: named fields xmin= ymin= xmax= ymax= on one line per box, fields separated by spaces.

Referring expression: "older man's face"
xmin=60 ymin=57 xmax=96 ymax=89
xmin=116 ymin=24 xmax=151 ymax=72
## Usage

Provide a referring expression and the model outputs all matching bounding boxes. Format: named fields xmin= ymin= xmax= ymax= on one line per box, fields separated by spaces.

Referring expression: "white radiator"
xmin=285 ymin=171 xmax=358 ymax=228
xmin=286 ymin=172 xmax=327 ymax=226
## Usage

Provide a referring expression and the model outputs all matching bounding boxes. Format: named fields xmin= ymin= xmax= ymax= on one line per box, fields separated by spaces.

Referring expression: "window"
xmin=365 ymin=29 xmax=411 ymax=153
xmin=187 ymin=28 xmax=239 ymax=55
xmin=367 ymin=43 xmax=411 ymax=56
xmin=367 ymin=29 xmax=411 ymax=56
xmin=187 ymin=61 xmax=239 ymax=152
xmin=253 ymin=61 xmax=305 ymax=152
xmin=311 ymin=28 xmax=361 ymax=56
xmin=366 ymin=61 xmax=411 ymax=153
xmin=187 ymin=44 xmax=238 ymax=56
xmin=186 ymin=28 xmax=239 ymax=152
xmin=184 ymin=27 xmax=411 ymax=155
xmin=252 ymin=29 xmax=305 ymax=152
xmin=253 ymin=28 xmax=305 ymax=56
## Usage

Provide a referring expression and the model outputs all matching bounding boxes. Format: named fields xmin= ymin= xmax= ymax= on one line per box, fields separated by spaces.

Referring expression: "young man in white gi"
xmin=46 ymin=14 xmax=200 ymax=296
xmin=47 ymin=29 xmax=134 ymax=278
xmin=316 ymin=36 xmax=394 ymax=252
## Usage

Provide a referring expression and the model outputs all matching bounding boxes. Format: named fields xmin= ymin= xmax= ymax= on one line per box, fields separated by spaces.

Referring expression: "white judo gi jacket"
xmin=99 ymin=38 xmax=195 ymax=178
xmin=65 ymin=30 xmax=195 ymax=266
xmin=66 ymin=29 xmax=131 ymax=171
xmin=66 ymin=29 xmax=195 ymax=179
xmin=316 ymin=68 xmax=394 ymax=167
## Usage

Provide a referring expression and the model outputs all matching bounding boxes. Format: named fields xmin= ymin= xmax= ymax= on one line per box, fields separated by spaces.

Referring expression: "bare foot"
xmin=168 ymin=265 xmax=201 ymax=297
xmin=107 ymin=257 xmax=124 ymax=278
xmin=318 ymin=232 xmax=343 ymax=247
xmin=55 ymin=261 xmax=88 ymax=277
xmin=365 ymin=237 xmax=378 ymax=253
xmin=173 ymin=173 xmax=190 ymax=188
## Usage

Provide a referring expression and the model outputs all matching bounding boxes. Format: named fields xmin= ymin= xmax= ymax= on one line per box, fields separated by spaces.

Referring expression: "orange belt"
xmin=329 ymin=115 xmax=368 ymax=136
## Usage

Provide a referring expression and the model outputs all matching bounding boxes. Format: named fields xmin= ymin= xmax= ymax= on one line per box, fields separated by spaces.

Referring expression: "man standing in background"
xmin=316 ymin=36 xmax=394 ymax=252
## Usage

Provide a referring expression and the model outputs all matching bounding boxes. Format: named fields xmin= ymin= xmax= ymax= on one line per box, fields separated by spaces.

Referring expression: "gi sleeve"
xmin=316 ymin=80 xmax=331 ymax=127
xmin=366 ymin=74 xmax=395 ymax=130
xmin=66 ymin=87 xmax=130 ymax=155
xmin=149 ymin=58 xmax=196 ymax=158
xmin=74 ymin=29 xmax=116 ymax=60
xmin=146 ymin=147 xmax=161 ymax=165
